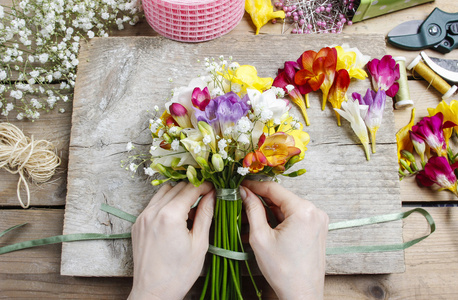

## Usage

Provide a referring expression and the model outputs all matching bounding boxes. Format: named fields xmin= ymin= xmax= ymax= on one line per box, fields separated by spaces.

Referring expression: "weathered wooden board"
xmin=62 ymin=35 xmax=404 ymax=276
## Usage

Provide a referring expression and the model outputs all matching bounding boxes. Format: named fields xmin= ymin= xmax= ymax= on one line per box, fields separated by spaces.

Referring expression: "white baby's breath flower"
xmin=285 ymin=84 xmax=295 ymax=92
xmin=39 ymin=53 xmax=49 ymax=63
xmin=0 ymin=70 xmax=6 ymax=80
xmin=236 ymin=117 xmax=252 ymax=133
xmin=231 ymin=83 xmax=241 ymax=93
xmin=126 ymin=142 xmax=134 ymax=152
xmin=10 ymin=90 xmax=23 ymax=100
xmin=144 ymin=167 xmax=156 ymax=176
xmin=171 ymin=139 xmax=180 ymax=151
xmin=87 ymin=30 xmax=95 ymax=39
xmin=202 ymin=135 xmax=212 ymax=145
xmin=237 ymin=167 xmax=250 ymax=176
xmin=129 ymin=163 xmax=137 ymax=173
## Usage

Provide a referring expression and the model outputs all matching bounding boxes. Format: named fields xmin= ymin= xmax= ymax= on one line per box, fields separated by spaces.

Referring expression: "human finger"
xmin=240 ymin=186 xmax=270 ymax=235
xmin=191 ymin=189 xmax=215 ymax=245
xmin=242 ymin=180 xmax=305 ymax=217
xmin=144 ymin=183 xmax=174 ymax=210
xmin=170 ymin=181 xmax=214 ymax=216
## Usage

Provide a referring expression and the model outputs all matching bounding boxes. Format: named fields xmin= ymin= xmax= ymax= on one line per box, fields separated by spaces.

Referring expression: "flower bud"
xmin=169 ymin=103 xmax=192 ymax=128
xmin=198 ymin=121 xmax=217 ymax=153
xmin=151 ymin=178 xmax=170 ymax=186
xmin=186 ymin=166 xmax=201 ymax=187
xmin=400 ymin=159 xmax=414 ymax=174
xmin=400 ymin=150 xmax=416 ymax=163
xmin=212 ymin=154 xmax=224 ymax=172
xmin=162 ymin=133 xmax=172 ymax=144
xmin=196 ymin=156 xmax=211 ymax=172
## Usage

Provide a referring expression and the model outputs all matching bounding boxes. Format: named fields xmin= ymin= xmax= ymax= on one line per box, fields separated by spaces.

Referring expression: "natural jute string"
xmin=0 ymin=123 xmax=61 ymax=208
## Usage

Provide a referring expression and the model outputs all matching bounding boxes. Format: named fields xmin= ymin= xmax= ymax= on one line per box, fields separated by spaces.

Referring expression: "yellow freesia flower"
xmin=395 ymin=108 xmax=415 ymax=166
xmin=427 ymin=100 xmax=458 ymax=146
xmin=223 ymin=64 xmax=273 ymax=94
xmin=245 ymin=0 xmax=285 ymax=35
xmin=335 ymin=45 xmax=368 ymax=80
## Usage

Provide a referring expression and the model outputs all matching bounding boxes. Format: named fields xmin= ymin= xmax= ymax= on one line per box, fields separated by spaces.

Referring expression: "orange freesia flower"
xmin=259 ymin=132 xmax=301 ymax=171
xmin=328 ymin=69 xmax=350 ymax=126
xmin=243 ymin=150 xmax=267 ymax=173
xmin=294 ymin=47 xmax=337 ymax=111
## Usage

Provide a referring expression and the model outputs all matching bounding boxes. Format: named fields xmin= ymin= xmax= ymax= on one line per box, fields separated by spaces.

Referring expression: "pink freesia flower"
xmin=191 ymin=87 xmax=211 ymax=111
xmin=416 ymin=156 xmax=458 ymax=196
xmin=410 ymin=112 xmax=456 ymax=157
xmin=366 ymin=55 xmax=400 ymax=97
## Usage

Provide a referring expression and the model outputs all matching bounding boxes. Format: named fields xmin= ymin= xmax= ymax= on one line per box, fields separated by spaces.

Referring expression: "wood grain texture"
xmin=61 ymin=34 xmax=404 ymax=276
xmin=2 ymin=208 xmax=456 ymax=299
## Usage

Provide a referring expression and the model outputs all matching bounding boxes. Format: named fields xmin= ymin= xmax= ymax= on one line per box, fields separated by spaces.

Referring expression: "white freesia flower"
xmin=165 ymin=77 xmax=207 ymax=116
xmin=334 ymin=98 xmax=371 ymax=160
xmin=247 ymin=88 xmax=289 ymax=123
xmin=150 ymin=139 xmax=197 ymax=168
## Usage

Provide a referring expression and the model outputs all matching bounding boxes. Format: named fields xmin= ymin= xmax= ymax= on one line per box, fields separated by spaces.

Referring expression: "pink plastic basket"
xmin=143 ymin=0 xmax=245 ymax=42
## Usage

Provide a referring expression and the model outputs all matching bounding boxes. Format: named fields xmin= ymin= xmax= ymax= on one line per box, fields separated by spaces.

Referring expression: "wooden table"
xmin=1 ymin=0 xmax=458 ymax=298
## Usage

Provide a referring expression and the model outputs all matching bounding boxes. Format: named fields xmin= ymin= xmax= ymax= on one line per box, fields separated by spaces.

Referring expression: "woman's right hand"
xmin=241 ymin=180 xmax=329 ymax=300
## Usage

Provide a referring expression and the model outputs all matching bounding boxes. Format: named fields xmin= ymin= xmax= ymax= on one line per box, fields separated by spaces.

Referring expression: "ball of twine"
xmin=0 ymin=122 xmax=61 ymax=208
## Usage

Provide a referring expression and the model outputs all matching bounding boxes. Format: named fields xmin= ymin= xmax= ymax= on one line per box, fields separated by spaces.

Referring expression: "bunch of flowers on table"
xmin=397 ymin=100 xmax=458 ymax=197
xmin=127 ymin=56 xmax=310 ymax=299
xmin=0 ymin=0 xmax=141 ymax=120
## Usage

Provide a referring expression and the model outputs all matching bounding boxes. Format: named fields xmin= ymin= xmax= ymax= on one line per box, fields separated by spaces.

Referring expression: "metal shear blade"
xmin=387 ymin=8 xmax=458 ymax=53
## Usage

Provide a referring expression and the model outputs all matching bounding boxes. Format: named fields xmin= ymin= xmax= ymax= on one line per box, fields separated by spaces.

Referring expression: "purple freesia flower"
xmin=416 ymin=156 xmax=458 ymax=196
xmin=366 ymin=55 xmax=400 ymax=97
xmin=410 ymin=112 xmax=456 ymax=157
xmin=194 ymin=92 xmax=250 ymax=135
xmin=352 ymin=88 xmax=386 ymax=153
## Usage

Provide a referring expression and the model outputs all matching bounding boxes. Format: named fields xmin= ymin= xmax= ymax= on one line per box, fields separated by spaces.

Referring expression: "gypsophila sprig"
xmin=0 ymin=0 xmax=142 ymax=120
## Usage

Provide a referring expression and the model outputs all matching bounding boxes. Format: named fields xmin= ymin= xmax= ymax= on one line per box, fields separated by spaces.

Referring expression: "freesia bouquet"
xmin=127 ymin=56 xmax=309 ymax=299
xmin=397 ymin=100 xmax=458 ymax=197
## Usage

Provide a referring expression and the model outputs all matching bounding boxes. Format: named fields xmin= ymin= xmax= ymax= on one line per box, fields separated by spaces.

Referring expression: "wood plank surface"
xmin=2 ymin=208 xmax=456 ymax=299
xmin=61 ymin=34 xmax=405 ymax=276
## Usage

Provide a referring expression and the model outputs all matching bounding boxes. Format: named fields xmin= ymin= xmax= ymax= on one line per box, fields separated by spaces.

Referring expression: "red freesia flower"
xmin=294 ymin=47 xmax=337 ymax=110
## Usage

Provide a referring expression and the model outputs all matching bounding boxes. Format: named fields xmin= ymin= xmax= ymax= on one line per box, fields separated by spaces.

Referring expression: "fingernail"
xmin=239 ymin=186 xmax=247 ymax=199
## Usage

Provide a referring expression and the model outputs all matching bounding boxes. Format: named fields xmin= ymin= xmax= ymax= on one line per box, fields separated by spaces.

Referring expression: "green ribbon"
xmin=0 ymin=205 xmax=435 ymax=261
xmin=216 ymin=188 xmax=241 ymax=201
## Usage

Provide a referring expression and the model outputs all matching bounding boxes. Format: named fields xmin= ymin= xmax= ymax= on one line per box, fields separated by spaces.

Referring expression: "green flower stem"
xmin=200 ymin=268 xmax=211 ymax=300
xmin=221 ymin=201 xmax=228 ymax=298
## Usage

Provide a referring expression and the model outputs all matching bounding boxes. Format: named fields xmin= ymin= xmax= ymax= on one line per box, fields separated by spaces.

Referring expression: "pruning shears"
xmin=387 ymin=8 xmax=458 ymax=54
